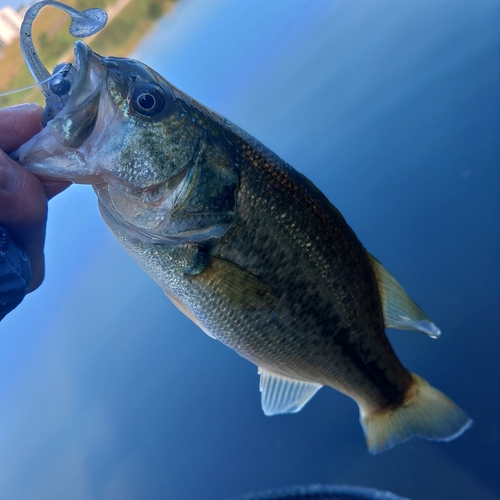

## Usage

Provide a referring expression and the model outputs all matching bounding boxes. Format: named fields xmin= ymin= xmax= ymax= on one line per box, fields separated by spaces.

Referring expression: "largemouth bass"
xmin=13 ymin=1 xmax=471 ymax=453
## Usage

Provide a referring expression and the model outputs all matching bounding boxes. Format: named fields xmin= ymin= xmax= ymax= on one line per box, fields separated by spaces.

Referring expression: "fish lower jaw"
xmin=13 ymin=136 xmax=102 ymax=184
xmin=23 ymin=158 xmax=103 ymax=184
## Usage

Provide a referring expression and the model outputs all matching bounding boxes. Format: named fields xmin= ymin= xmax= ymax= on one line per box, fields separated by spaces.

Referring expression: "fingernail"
xmin=0 ymin=157 xmax=19 ymax=193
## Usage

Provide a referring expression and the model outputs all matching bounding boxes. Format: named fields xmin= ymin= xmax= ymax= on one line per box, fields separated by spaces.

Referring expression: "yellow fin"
xmin=369 ymin=255 xmax=441 ymax=338
xmin=360 ymin=373 xmax=472 ymax=454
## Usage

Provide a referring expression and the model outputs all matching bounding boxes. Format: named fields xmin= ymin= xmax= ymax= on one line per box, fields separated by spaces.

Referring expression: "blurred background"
xmin=0 ymin=0 xmax=499 ymax=499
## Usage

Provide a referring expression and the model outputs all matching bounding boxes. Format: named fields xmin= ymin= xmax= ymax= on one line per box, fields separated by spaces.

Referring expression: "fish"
xmin=12 ymin=1 xmax=472 ymax=453
xmin=229 ymin=484 xmax=410 ymax=500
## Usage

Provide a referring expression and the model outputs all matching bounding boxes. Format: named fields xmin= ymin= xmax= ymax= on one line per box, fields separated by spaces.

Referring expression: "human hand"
xmin=0 ymin=104 xmax=70 ymax=293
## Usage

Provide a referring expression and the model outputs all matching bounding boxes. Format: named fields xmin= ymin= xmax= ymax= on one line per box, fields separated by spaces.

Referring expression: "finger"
xmin=0 ymin=150 xmax=47 ymax=226
xmin=42 ymin=179 xmax=72 ymax=200
xmin=0 ymin=104 xmax=43 ymax=153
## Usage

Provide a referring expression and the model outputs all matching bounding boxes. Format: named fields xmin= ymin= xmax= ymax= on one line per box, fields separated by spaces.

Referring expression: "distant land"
xmin=0 ymin=0 xmax=177 ymax=107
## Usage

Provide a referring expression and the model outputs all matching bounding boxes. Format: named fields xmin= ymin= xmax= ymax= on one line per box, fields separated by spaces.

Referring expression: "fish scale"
xmin=120 ymin=124 xmax=408 ymax=407
xmin=203 ymin=130 xmax=409 ymax=401
xmin=13 ymin=0 xmax=471 ymax=453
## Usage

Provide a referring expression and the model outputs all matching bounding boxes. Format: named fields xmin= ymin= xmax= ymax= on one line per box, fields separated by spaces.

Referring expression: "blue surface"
xmin=0 ymin=0 xmax=499 ymax=499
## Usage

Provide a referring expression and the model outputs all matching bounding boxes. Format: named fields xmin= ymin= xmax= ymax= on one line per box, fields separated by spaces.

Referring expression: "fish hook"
xmin=20 ymin=0 xmax=107 ymax=121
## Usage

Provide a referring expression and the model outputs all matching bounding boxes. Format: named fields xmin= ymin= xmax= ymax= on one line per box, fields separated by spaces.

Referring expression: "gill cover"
xmin=91 ymin=54 xmax=240 ymax=245
xmin=97 ymin=133 xmax=239 ymax=245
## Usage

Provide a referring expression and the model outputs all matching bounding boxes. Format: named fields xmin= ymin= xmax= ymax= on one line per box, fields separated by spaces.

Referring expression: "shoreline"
xmin=0 ymin=0 xmax=177 ymax=107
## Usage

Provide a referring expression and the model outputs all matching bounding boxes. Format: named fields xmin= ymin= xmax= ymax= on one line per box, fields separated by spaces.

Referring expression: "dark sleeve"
xmin=0 ymin=226 xmax=32 ymax=321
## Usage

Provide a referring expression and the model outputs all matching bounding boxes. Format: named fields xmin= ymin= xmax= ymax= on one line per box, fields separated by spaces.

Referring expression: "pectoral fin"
xmin=186 ymin=253 xmax=277 ymax=311
xmin=369 ymin=255 xmax=441 ymax=338
xmin=164 ymin=253 xmax=277 ymax=341
xmin=259 ymin=368 xmax=322 ymax=415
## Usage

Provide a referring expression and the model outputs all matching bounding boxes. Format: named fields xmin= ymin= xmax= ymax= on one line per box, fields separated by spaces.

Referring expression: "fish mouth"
xmin=12 ymin=41 xmax=110 ymax=184
xmin=65 ymin=41 xmax=93 ymax=102
xmin=48 ymin=41 xmax=91 ymax=118
xmin=42 ymin=41 xmax=101 ymax=127
xmin=74 ymin=39 xmax=89 ymax=77
xmin=16 ymin=0 xmax=108 ymax=126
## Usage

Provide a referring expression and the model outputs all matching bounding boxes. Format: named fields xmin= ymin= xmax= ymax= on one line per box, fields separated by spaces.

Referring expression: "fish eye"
xmin=131 ymin=84 xmax=172 ymax=118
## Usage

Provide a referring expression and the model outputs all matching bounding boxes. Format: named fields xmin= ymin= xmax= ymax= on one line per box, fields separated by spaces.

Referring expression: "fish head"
xmin=15 ymin=41 xmax=239 ymax=244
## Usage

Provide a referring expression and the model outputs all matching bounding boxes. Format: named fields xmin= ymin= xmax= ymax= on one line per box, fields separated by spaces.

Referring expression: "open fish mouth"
xmin=17 ymin=0 xmax=107 ymax=125
xmin=41 ymin=41 xmax=92 ymax=124
xmin=11 ymin=2 xmax=112 ymax=183
xmin=11 ymin=40 xmax=108 ymax=183
xmin=43 ymin=42 xmax=107 ymax=149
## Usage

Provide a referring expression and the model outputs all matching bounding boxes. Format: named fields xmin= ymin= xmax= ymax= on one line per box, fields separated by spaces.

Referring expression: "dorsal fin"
xmin=369 ymin=255 xmax=441 ymax=338
xmin=259 ymin=369 xmax=322 ymax=415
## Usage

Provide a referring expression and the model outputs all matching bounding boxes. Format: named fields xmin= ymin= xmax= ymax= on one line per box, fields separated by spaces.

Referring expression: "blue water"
xmin=0 ymin=0 xmax=499 ymax=498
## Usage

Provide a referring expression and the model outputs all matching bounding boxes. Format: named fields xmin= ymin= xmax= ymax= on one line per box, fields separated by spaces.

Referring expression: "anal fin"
xmin=259 ymin=368 xmax=322 ymax=416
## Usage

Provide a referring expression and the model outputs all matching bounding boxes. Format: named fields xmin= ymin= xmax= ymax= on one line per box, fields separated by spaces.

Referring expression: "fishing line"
xmin=0 ymin=66 xmax=68 ymax=98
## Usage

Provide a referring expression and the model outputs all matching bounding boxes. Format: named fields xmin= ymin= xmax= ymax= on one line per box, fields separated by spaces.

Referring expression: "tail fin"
xmin=360 ymin=373 xmax=472 ymax=454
